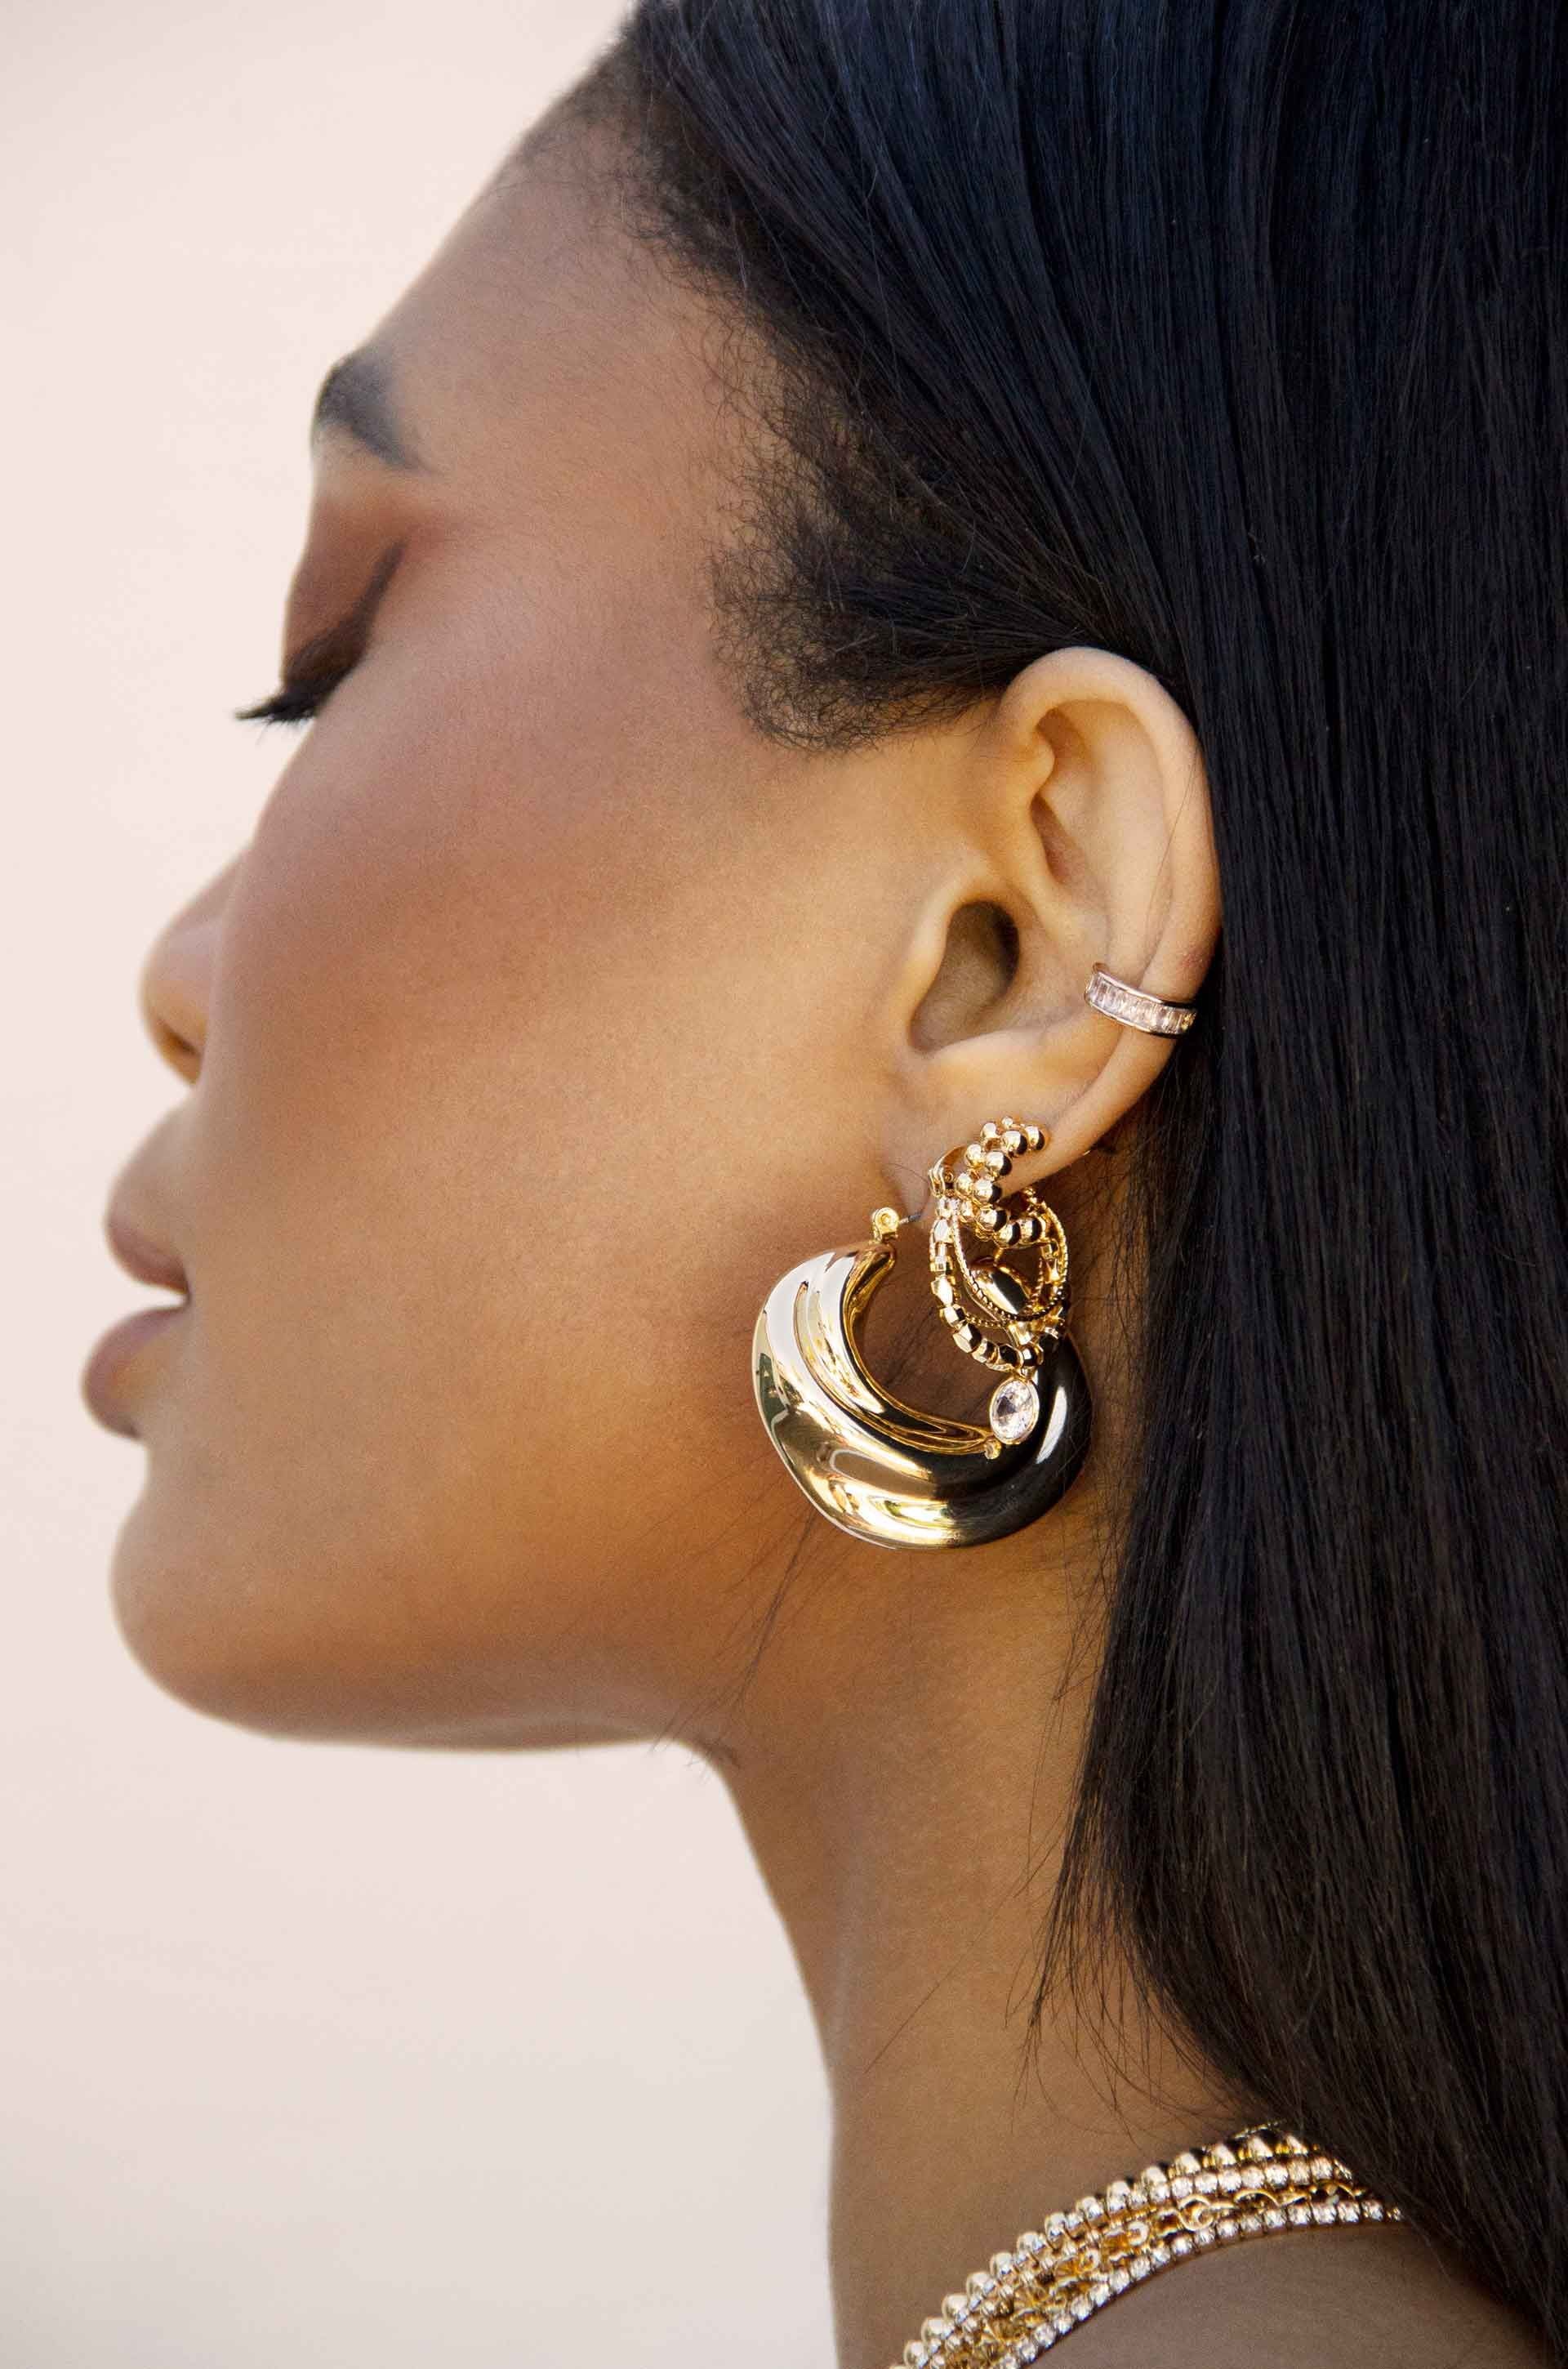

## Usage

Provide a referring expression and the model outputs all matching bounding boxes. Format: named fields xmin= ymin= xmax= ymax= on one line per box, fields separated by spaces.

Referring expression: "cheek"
xmin=114 ymin=634 xmax=871 ymax=1741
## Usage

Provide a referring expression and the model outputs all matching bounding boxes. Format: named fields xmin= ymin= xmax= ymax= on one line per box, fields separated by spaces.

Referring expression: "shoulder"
xmin=1054 ymin=2218 xmax=1551 ymax=2369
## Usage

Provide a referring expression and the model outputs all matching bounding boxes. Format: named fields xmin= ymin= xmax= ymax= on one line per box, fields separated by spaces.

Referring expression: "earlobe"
xmin=887 ymin=644 xmax=1220 ymax=1189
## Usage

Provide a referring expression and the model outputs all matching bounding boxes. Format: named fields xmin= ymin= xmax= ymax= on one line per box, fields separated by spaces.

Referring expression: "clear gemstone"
xmin=989 ymin=1377 xmax=1040 ymax=1443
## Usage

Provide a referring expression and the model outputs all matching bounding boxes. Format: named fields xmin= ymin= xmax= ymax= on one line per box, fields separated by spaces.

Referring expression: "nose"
xmin=137 ymin=853 xmax=245 ymax=1083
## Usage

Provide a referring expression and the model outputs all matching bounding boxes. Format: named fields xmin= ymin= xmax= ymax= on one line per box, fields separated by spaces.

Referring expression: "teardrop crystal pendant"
xmin=988 ymin=1375 xmax=1040 ymax=1445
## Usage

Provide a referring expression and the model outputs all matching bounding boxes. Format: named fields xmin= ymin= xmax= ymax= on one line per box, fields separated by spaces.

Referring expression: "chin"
xmin=111 ymin=1542 xmax=354 ymax=1744
xmin=106 ymin=1488 xmax=656 ymax=1753
xmin=108 ymin=1489 xmax=401 ymax=1745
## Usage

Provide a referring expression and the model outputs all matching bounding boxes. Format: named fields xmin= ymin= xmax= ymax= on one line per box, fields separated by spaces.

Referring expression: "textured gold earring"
xmin=752 ymin=1118 xmax=1091 ymax=1548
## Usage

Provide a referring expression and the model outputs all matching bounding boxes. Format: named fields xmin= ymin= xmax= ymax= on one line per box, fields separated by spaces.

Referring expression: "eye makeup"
xmin=234 ymin=538 xmax=405 ymax=731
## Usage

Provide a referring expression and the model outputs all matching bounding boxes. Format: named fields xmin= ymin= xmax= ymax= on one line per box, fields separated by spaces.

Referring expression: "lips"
xmin=105 ymin=1204 xmax=189 ymax=1297
xmin=84 ymin=1203 xmax=192 ymax=1436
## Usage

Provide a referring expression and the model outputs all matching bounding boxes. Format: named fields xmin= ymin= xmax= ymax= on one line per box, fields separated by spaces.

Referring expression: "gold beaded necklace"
xmin=888 ymin=2124 xmax=1401 ymax=2369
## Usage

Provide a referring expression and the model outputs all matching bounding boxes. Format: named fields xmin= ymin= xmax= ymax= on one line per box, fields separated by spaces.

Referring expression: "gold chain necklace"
xmin=887 ymin=2124 xmax=1402 ymax=2369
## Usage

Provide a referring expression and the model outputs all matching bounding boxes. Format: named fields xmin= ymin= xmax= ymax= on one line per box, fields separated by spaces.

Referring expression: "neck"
xmin=699 ymin=1205 xmax=1550 ymax=2369
xmin=712 ymin=1485 xmax=1245 ymax=2369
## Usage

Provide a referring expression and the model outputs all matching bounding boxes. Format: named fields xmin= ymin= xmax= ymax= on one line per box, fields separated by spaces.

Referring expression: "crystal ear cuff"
xmin=1084 ymin=962 xmax=1196 ymax=1035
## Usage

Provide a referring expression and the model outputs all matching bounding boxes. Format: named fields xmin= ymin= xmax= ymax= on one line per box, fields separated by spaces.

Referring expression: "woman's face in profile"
xmin=98 ymin=112 xmax=944 ymax=1747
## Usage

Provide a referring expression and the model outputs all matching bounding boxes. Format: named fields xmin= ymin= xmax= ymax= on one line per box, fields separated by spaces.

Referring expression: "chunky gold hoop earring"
xmin=752 ymin=1118 xmax=1091 ymax=1549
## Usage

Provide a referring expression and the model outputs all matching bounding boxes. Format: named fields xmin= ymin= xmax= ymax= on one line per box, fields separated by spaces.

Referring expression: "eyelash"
xmin=234 ymin=538 xmax=404 ymax=734
xmin=233 ymin=658 xmax=355 ymax=732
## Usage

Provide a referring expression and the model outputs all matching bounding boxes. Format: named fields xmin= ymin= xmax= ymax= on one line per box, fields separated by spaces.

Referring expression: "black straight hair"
xmin=575 ymin=0 xmax=1568 ymax=2350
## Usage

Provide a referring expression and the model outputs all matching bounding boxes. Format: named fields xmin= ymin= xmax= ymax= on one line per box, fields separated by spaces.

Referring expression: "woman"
xmin=80 ymin=2 xmax=1566 ymax=2362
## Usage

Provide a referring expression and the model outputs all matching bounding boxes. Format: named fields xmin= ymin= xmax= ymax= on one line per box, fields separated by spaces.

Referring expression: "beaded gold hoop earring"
xmin=752 ymin=1118 xmax=1091 ymax=1548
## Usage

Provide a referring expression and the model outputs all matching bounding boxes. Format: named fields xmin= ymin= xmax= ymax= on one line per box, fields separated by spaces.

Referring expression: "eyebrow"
xmin=310 ymin=347 xmax=425 ymax=472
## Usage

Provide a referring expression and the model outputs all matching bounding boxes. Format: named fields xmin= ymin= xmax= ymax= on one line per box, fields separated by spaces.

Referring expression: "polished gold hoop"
xmin=752 ymin=1117 xmax=1091 ymax=1548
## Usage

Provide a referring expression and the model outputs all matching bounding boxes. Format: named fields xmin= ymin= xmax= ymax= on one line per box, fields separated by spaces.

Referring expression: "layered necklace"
xmin=887 ymin=2123 xmax=1401 ymax=2368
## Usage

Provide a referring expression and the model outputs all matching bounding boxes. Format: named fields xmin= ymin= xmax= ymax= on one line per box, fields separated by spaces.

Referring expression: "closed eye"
xmin=233 ymin=536 xmax=404 ymax=733
xmin=234 ymin=662 xmax=354 ymax=731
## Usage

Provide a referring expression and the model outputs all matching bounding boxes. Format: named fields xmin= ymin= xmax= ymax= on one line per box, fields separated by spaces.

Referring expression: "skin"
xmin=90 ymin=97 xmax=1548 ymax=2369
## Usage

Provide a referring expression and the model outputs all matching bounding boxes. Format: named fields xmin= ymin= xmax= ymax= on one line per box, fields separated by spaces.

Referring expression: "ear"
xmin=883 ymin=644 xmax=1220 ymax=1201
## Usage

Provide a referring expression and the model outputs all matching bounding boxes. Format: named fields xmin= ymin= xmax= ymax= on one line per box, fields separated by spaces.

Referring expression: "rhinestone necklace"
xmin=888 ymin=2124 xmax=1402 ymax=2369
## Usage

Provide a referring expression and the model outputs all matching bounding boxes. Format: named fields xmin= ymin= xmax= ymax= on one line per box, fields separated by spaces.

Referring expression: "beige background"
xmin=3 ymin=4 xmax=831 ymax=2361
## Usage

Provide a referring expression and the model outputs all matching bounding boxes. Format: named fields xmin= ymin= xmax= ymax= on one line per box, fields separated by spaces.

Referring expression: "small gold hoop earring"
xmin=752 ymin=1118 xmax=1091 ymax=1548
